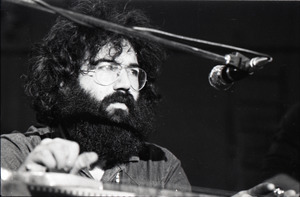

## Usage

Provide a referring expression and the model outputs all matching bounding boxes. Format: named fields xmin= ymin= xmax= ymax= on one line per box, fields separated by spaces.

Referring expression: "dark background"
xmin=1 ymin=0 xmax=300 ymax=193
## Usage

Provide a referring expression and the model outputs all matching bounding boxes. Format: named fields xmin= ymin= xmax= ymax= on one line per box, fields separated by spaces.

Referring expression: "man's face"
xmin=56 ymin=40 xmax=156 ymax=165
xmin=79 ymin=40 xmax=139 ymax=119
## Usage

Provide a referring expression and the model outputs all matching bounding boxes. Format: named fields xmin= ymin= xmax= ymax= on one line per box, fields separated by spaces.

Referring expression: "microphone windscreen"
xmin=208 ymin=65 xmax=233 ymax=91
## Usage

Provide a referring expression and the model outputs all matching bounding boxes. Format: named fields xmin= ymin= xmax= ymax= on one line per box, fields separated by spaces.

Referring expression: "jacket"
xmin=1 ymin=125 xmax=191 ymax=192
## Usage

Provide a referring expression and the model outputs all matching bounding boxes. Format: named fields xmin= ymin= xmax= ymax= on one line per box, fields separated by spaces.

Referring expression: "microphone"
xmin=208 ymin=55 xmax=272 ymax=90
xmin=208 ymin=65 xmax=253 ymax=91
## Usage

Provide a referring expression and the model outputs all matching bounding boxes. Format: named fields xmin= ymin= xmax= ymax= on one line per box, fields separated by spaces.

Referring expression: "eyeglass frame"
xmin=80 ymin=63 xmax=148 ymax=91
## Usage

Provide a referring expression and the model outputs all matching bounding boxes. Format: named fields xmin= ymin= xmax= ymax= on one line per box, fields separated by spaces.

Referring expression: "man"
xmin=1 ymin=0 xmax=191 ymax=192
xmin=2 ymin=1 xmax=297 ymax=196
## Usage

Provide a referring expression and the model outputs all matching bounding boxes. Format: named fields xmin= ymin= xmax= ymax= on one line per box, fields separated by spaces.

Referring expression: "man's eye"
xmin=108 ymin=65 xmax=120 ymax=72
xmin=129 ymin=68 xmax=139 ymax=77
xmin=97 ymin=64 xmax=118 ymax=71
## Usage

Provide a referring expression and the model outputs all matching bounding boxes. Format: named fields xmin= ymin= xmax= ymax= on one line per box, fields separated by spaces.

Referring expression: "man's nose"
xmin=113 ymin=69 xmax=131 ymax=91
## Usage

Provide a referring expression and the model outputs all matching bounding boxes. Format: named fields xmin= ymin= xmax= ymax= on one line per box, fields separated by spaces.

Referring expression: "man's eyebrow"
xmin=91 ymin=58 xmax=139 ymax=67
xmin=128 ymin=63 xmax=139 ymax=68
xmin=90 ymin=58 xmax=115 ymax=65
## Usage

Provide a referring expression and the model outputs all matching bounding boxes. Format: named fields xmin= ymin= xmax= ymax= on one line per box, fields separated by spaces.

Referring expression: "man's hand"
xmin=18 ymin=138 xmax=98 ymax=174
xmin=232 ymin=182 xmax=298 ymax=197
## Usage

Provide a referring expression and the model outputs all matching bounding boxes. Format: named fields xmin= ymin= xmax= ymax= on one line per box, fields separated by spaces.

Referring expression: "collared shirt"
xmin=1 ymin=125 xmax=191 ymax=192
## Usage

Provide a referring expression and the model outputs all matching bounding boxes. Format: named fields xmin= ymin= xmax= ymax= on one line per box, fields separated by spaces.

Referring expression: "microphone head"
xmin=208 ymin=65 xmax=233 ymax=91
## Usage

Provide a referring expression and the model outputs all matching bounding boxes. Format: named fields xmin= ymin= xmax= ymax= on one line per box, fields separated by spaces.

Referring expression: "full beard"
xmin=55 ymin=82 xmax=156 ymax=168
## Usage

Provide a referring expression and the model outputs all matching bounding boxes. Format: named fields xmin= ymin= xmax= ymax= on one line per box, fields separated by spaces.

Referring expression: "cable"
xmin=133 ymin=26 xmax=271 ymax=58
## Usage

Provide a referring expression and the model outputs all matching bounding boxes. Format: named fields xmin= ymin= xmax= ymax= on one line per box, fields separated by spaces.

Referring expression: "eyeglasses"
xmin=81 ymin=64 xmax=147 ymax=91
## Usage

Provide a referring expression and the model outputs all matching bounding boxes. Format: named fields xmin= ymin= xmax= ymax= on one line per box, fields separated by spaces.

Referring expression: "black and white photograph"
xmin=1 ymin=0 xmax=299 ymax=196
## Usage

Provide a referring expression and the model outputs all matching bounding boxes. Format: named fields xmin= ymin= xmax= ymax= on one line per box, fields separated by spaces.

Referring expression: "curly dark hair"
xmin=24 ymin=0 xmax=166 ymax=126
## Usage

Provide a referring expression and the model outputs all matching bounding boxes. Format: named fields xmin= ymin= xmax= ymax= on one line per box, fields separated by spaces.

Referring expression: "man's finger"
xmin=65 ymin=141 xmax=80 ymax=170
xmin=18 ymin=149 xmax=56 ymax=172
xmin=46 ymin=138 xmax=79 ymax=171
xmin=70 ymin=152 xmax=98 ymax=174
xmin=24 ymin=163 xmax=47 ymax=172
xmin=40 ymin=138 xmax=53 ymax=145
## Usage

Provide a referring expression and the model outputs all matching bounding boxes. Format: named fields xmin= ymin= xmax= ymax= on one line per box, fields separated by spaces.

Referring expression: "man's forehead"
xmin=95 ymin=40 xmax=136 ymax=61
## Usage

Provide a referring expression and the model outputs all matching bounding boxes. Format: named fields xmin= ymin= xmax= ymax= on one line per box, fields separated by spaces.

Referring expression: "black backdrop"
xmin=1 ymin=0 xmax=300 ymax=192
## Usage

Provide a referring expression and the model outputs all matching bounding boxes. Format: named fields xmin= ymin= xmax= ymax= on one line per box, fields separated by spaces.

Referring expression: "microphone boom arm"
xmin=3 ymin=0 xmax=272 ymax=69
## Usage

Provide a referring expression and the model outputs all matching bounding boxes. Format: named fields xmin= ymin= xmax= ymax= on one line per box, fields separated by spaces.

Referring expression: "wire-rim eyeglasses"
xmin=80 ymin=64 xmax=147 ymax=91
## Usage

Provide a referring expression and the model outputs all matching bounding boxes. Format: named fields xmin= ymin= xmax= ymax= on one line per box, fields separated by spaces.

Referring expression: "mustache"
xmin=100 ymin=91 xmax=136 ymax=111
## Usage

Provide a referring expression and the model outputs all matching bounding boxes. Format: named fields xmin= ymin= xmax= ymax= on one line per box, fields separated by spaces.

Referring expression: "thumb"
xmin=70 ymin=152 xmax=98 ymax=174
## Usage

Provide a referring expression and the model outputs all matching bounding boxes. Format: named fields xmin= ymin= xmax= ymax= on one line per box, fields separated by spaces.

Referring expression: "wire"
xmin=133 ymin=26 xmax=271 ymax=58
xmin=27 ymin=0 xmax=227 ymax=63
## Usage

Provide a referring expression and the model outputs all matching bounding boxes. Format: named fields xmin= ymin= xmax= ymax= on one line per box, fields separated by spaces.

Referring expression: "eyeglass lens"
xmin=94 ymin=65 xmax=147 ymax=91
